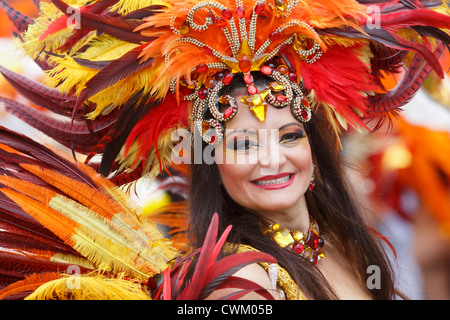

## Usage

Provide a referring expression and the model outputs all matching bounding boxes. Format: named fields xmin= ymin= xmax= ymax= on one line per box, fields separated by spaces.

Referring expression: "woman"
xmin=188 ymin=73 xmax=395 ymax=299
xmin=0 ymin=0 xmax=449 ymax=300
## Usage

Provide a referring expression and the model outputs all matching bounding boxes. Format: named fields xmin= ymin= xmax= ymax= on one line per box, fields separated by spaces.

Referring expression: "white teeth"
xmin=254 ymin=175 xmax=291 ymax=186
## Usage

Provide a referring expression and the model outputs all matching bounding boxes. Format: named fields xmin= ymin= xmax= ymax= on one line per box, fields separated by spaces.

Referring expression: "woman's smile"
xmin=251 ymin=172 xmax=295 ymax=189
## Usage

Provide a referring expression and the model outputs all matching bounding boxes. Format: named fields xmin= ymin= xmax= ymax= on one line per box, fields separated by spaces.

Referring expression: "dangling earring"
xmin=309 ymin=164 xmax=315 ymax=191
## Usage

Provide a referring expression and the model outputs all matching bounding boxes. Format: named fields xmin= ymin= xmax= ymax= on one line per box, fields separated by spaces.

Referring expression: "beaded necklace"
xmin=264 ymin=216 xmax=325 ymax=264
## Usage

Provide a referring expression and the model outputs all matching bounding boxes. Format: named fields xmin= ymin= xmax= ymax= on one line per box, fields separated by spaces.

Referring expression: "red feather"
xmin=0 ymin=65 xmax=77 ymax=117
xmin=0 ymin=0 xmax=34 ymax=34
xmin=0 ymin=127 xmax=97 ymax=188
xmin=124 ymin=93 xmax=189 ymax=162
xmin=157 ymin=213 xmax=277 ymax=300
xmin=1 ymin=97 xmax=116 ymax=154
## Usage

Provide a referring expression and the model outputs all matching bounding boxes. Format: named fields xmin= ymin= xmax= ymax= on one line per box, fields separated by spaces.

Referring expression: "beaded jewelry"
xmin=265 ymin=216 xmax=325 ymax=264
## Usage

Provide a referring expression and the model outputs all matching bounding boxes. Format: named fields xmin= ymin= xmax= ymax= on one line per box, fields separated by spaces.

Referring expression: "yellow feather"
xmin=0 ymin=272 xmax=63 ymax=300
xmin=25 ymin=272 xmax=151 ymax=300
xmin=74 ymin=35 xmax=139 ymax=61
xmin=110 ymin=0 xmax=170 ymax=16
xmin=0 ymin=188 xmax=153 ymax=280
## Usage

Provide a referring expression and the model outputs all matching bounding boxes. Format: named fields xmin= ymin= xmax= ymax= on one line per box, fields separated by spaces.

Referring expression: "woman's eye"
xmin=280 ymin=131 xmax=305 ymax=143
xmin=228 ymin=138 xmax=258 ymax=150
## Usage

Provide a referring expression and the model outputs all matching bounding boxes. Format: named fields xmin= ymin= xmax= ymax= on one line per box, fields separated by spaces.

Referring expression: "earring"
xmin=309 ymin=164 xmax=315 ymax=191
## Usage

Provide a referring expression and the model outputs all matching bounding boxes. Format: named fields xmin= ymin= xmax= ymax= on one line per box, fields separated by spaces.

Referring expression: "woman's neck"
xmin=259 ymin=195 xmax=310 ymax=233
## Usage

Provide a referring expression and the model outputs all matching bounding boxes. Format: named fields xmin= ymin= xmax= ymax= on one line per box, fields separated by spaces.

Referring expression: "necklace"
xmin=264 ymin=216 xmax=325 ymax=264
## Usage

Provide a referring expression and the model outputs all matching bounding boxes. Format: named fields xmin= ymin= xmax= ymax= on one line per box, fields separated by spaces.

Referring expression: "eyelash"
xmin=228 ymin=131 xmax=305 ymax=150
xmin=279 ymin=131 xmax=305 ymax=143
xmin=231 ymin=139 xmax=258 ymax=150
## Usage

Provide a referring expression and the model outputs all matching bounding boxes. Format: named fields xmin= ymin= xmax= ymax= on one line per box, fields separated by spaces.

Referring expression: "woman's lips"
xmin=251 ymin=173 xmax=294 ymax=190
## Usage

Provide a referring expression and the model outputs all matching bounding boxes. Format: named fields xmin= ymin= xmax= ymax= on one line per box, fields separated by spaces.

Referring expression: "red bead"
xmin=248 ymin=84 xmax=258 ymax=95
xmin=198 ymin=88 xmax=208 ymax=100
xmin=318 ymin=237 xmax=324 ymax=248
xmin=222 ymin=73 xmax=234 ymax=85
xmin=261 ymin=65 xmax=273 ymax=75
xmin=293 ymin=243 xmax=304 ymax=254
xmin=215 ymin=16 xmax=228 ymax=28
xmin=288 ymin=72 xmax=298 ymax=83
xmin=238 ymin=56 xmax=252 ymax=73
xmin=244 ymin=73 xmax=254 ymax=84
xmin=222 ymin=8 xmax=233 ymax=20
xmin=202 ymin=46 xmax=212 ymax=55
xmin=275 ymin=95 xmax=287 ymax=103
xmin=301 ymin=109 xmax=309 ymax=120
xmin=311 ymin=251 xmax=318 ymax=264
xmin=210 ymin=134 xmax=216 ymax=144
xmin=305 ymin=229 xmax=319 ymax=250
xmin=215 ymin=71 xmax=226 ymax=80
xmin=236 ymin=6 xmax=245 ymax=18
xmin=269 ymin=31 xmax=280 ymax=42
xmin=196 ymin=64 xmax=208 ymax=73
xmin=224 ymin=107 xmax=234 ymax=119
xmin=309 ymin=180 xmax=315 ymax=190
xmin=255 ymin=3 xmax=265 ymax=14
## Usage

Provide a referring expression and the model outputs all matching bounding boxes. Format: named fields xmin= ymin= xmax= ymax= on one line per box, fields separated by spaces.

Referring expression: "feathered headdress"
xmin=1 ymin=0 xmax=450 ymax=183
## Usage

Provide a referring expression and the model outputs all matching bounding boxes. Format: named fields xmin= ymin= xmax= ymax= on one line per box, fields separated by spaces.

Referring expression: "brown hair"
xmin=187 ymin=73 xmax=399 ymax=299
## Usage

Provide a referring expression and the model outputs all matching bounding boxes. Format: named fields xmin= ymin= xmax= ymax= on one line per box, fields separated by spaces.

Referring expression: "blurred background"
xmin=1 ymin=0 xmax=449 ymax=300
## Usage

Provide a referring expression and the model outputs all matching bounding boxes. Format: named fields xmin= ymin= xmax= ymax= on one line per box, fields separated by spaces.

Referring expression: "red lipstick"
xmin=251 ymin=173 xmax=295 ymax=190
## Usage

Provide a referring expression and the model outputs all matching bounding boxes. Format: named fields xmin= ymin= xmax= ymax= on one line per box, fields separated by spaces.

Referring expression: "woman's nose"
xmin=258 ymin=143 xmax=287 ymax=172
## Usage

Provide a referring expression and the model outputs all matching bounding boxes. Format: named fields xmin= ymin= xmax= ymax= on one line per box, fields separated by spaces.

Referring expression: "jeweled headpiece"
xmin=1 ymin=0 xmax=450 ymax=182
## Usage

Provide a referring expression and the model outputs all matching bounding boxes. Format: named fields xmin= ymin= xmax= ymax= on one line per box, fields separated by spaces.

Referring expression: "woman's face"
xmin=214 ymin=85 xmax=313 ymax=218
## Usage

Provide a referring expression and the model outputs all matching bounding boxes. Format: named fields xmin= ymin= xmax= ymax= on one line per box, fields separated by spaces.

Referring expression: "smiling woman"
xmin=188 ymin=73 xmax=396 ymax=300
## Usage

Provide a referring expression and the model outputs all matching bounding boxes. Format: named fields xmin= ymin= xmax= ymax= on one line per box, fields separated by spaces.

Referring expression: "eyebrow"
xmin=279 ymin=123 xmax=304 ymax=131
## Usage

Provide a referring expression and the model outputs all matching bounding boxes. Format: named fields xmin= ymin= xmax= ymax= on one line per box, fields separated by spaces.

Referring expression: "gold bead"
xmin=292 ymin=230 xmax=303 ymax=242
xmin=269 ymin=81 xmax=285 ymax=92
xmin=272 ymin=223 xmax=281 ymax=232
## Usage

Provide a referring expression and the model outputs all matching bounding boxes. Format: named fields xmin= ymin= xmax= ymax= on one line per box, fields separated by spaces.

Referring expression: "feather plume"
xmin=0 ymin=127 xmax=97 ymax=187
xmin=0 ymin=272 xmax=62 ymax=300
xmin=158 ymin=213 xmax=277 ymax=300
xmin=25 ymin=271 xmax=151 ymax=300
xmin=0 ymin=0 xmax=34 ymax=34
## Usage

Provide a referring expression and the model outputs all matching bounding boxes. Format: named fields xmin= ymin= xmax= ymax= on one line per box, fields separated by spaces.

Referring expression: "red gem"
xmin=305 ymin=229 xmax=319 ymax=250
xmin=248 ymin=84 xmax=258 ymax=95
xmin=301 ymin=109 xmax=309 ymax=120
xmin=210 ymin=135 xmax=216 ymax=144
xmin=269 ymin=31 xmax=280 ymax=42
xmin=261 ymin=65 xmax=273 ymax=75
xmin=244 ymin=73 xmax=254 ymax=84
xmin=318 ymin=237 xmax=324 ymax=248
xmin=238 ymin=56 xmax=252 ymax=73
xmin=275 ymin=95 xmax=287 ymax=103
xmin=215 ymin=16 xmax=228 ymax=28
xmin=198 ymin=88 xmax=208 ymax=100
xmin=311 ymin=251 xmax=318 ymax=264
xmin=293 ymin=243 xmax=304 ymax=254
xmin=224 ymin=107 xmax=234 ymax=119
xmin=196 ymin=64 xmax=208 ymax=73
xmin=222 ymin=73 xmax=234 ymax=85
xmin=236 ymin=6 xmax=245 ymax=18
xmin=255 ymin=3 xmax=265 ymax=14
xmin=202 ymin=46 xmax=212 ymax=55
xmin=288 ymin=72 xmax=298 ymax=83
xmin=222 ymin=8 xmax=232 ymax=20
xmin=309 ymin=180 xmax=315 ymax=190
xmin=215 ymin=71 xmax=226 ymax=80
